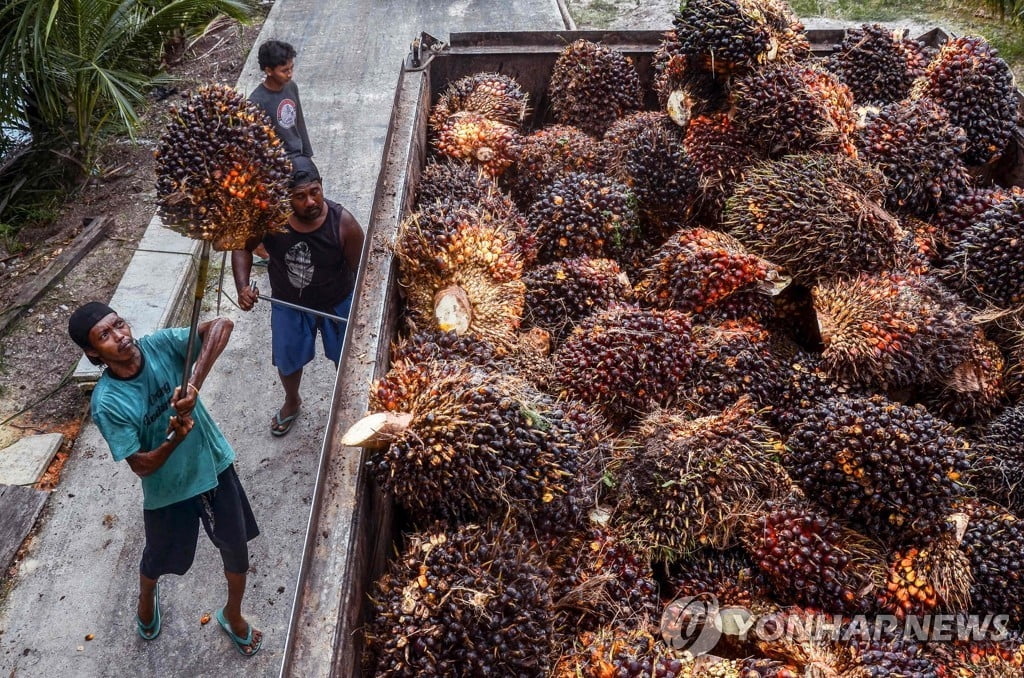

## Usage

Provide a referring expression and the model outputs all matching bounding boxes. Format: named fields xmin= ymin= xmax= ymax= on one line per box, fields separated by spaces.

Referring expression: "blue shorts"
xmin=271 ymin=294 xmax=352 ymax=376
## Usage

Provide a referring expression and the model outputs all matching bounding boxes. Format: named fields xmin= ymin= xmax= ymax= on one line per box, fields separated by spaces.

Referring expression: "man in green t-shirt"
xmin=68 ymin=302 xmax=262 ymax=656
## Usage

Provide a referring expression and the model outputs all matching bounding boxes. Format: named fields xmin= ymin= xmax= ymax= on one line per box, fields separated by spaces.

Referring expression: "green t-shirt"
xmin=91 ymin=328 xmax=235 ymax=510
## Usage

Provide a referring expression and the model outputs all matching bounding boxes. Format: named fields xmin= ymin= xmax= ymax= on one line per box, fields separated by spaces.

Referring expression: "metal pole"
xmin=167 ymin=240 xmax=211 ymax=441
xmin=249 ymin=281 xmax=346 ymax=323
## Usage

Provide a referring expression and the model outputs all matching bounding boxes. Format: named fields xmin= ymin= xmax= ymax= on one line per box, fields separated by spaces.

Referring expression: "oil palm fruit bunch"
xmin=856 ymin=98 xmax=972 ymax=217
xmin=666 ymin=548 xmax=770 ymax=609
xmin=415 ymin=159 xmax=499 ymax=207
xmin=912 ymin=35 xmax=1018 ymax=166
xmin=786 ymin=394 xmax=971 ymax=542
xmin=767 ymin=350 xmax=867 ymax=437
xmin=743 ymin=501 xmax=886 ymax=614
xmin=971 ymin=405 xmax=1024 ymax=513
xmin=823 ymin=24 xmax=933 ymax=105
xmin=388 ymin=327 xmax=497 ymax=368
xmin=428 ymin=71 xmax=528 ymax=130
xmin=635 ymin=228 xmax=789 ymax=317
xmin=155 ymin=84 xmax=291 ymax=250
xmin=549 ymin=525 xmax=660 ymax=633
xmin=678 ymin=319 xmax=786 ymax=416
xmin=652 ymin=31 xmax=731 ymax=126
xmin=550 ymin=627 xmax=690 ymax=678
xmin=551 ymin=303 xmax=695 ymax=424
xmin=672 ymin=0 xmax=774 ymax=75
xmin=603 ymin=112 xmax=702 ymax=240
xmin=683 ymin=113 xmax=759 ymax=220
xmin=396 ymin=200 xmax=526 ymax=352
xmin=503 ymin=124 xmax=602 ymax=207
xmin=942 ymin=193 xmax=1024 ymax=310
xmin=925 ymin=633 xmax=1024 ymax=677
xmin=933 ymin=185 xmax=1024 ymax=260
xmin=812 ymin=272 xmax=976 ymax=392
xmin=956 ymin=499 xmax=1024 ymax=625
xmin=731 ymin=62 xmax=858 ymax=158
xmin=523 ymin=256 xmax=633 ymax=344
xmin=762 ymin=0 xmax=810 ymax=63
xmin=431 ymin=111 xmax=519 ymax=178
xmin=527 ymin=171 xmax=640 ymax=265
xmin=615 ymin=399 xmax=792 ymax=558
xmin=548 ymin=39 xmax=643 ymax=138
xmin=917 ymin=331 xmax=1006 ymax=425
xmin=354 ymin=360 xmax=590 ymax=528
xmin=364 ymin=521 xmax=553 ymax=676
xmin=723 ymin=154 xmax=903 ymax=285
xmin=880 ymin=518 xmax=972 ymax=618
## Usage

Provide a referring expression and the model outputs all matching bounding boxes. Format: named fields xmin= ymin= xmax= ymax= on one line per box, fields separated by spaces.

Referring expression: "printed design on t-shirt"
xmin=285 ymin=241 xmax=314 ymax=292
xmin=277 ymin=98 xmax=298 ymax=129
xmin=144 ymin=379 xmax=173 ymax=426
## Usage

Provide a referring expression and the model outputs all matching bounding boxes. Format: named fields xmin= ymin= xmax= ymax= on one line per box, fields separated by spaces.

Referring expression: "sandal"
xmin=271 ymin=407 xmax=300 ymax=437
xmin=136 ymin=582 xmax=161 ymax=641
xmin=216 ymin=608 xmax=262 ymax=657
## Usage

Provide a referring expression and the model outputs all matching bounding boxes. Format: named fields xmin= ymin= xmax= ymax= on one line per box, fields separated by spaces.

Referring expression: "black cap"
xmin=68 ymin=301 xmax=116 ymax=350
xmin=289 ymin=156 xmax=321 ymax=188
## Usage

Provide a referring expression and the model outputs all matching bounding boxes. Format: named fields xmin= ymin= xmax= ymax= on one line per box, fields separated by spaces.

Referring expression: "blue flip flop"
xmin=136 ymin=582 xmax=161 ymax=641
xmin=216 ymin=608 xmax=262 ymax=657
xmin=270 ymin=408 xmax=300 ymax=437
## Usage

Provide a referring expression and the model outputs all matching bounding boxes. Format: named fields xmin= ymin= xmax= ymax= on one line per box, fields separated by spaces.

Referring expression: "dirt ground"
xmin=0 ymin=16 xmax=266 ymax=452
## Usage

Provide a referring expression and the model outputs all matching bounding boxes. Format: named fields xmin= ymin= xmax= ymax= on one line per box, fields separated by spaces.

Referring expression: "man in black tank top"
xmin=232 ymin=162 xmax=364 ymax=436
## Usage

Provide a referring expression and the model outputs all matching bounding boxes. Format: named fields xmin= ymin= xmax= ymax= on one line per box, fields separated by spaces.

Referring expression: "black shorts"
xmin=139 ymin=464 xmax=259 ymax=578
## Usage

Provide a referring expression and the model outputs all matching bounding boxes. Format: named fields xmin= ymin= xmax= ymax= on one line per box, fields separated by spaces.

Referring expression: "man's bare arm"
xmin=339 ymin=208 xmax=364 ymax=274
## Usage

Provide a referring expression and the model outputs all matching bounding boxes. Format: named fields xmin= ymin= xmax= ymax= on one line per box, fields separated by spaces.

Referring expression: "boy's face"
xmin=264 ymin=59 xmax=294 ymax=88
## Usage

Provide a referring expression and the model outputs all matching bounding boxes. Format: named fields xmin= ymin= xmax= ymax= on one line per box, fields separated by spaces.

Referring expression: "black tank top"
xmin=264 ymin=200 xmax=354 ymax=312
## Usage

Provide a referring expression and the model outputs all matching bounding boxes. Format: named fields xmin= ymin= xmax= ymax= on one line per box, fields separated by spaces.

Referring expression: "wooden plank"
xmin=0 ymin=215 xmax=111 ymax=337
xmin=0 ymin=484 xmax=48 ymax=574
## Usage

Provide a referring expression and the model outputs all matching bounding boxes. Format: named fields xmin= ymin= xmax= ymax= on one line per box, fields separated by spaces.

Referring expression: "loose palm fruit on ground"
xmin=813 ymin=272 xmax=976 ymax=392
xmin=503 ymin=124 xmax=602 ymax=208
xmin=743 ymin=501 xmax=886 ymax=614
xmin=364 ymin=521 xmax=554 ymax=676
xmin=824 ymin=24 xmax=933 ymax=105
xmin=155 ymin=84 xmax=291 ymax=250
xmin=912 ymin=35 xmax=1018 ymax=166
xmin=856 ymin=98 xmax=972 ymax=217
xmin=431 ymin=110 xmax=519 ymax=177
xmin=615 ymin=399 xmax=792 ymax=558
xmin=786 ymin=394 xmax=971 ymax=543
xmin=527 ymin=171 xmax=641 ymax=265
xmin=548 ymin=39 xmax=643 ymax=138
xmin=731 ymin=62 xmax=857 ymax=157
xmin=724 ymin=154 xmax=903 ymax=285
xmin=428 ymin=71 xmax=528 ymax=130
xmin=523 ymin=256 xmax=633 ymax=344
xmin=551 ymin=303 xmax=695 ymax=424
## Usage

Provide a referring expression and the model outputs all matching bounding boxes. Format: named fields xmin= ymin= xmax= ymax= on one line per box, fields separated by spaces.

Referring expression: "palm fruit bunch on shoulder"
xmin=684 ymin=113 xmax=760 ymax=221
xmin=672 ymin=0 xmax=774 ymax=75
xmin=614 ymin=399 xmax=792 ymax=559
xmin=155 ymin=84 xmax=291 ymax=250
xmin=526 ymin=171 xmax=641 ymax=266
xmin=415 ymin=158 xmax=498 ymax=208
xmin=551 ymin=303 xmax=695 ymax=425
xmin=547 ymin=525 xmax=660 ymax=634
xmin=396 ymin=200 xmax=526 ymax=352
xmin=358 ymin=360 xmax=590 ymax=530
xmin=786 ymin=394 xmax=971 ymax=544
xmin=856 ymin=98 xmax=972 ymax=217
xmin=548 ymin=39 xmax=643 ymax=138
xmin=364 ymin=521 xmax=553 ymax=676
xmin=911 ymin=35 xmax=1018 ymax=166
xmin=941 ymin=193 xmax=1024 ymax=310
xmin=824 ymin=24 xmax=934 ymax=105
xmin=880 ymin=519 xmax=973 ymax=619
xmin=812 ymin=272 xmax=976 ymax=392
xmin=503 ymin=124 xmax=602 ymax=208
xmin=523 ymin=256 xmax=633 ymax=345
xmin=743 ymin=500 xmax=887 ymax=614
xmin=428 ymin=71 xmax=528 ymax=131
xmin=933 ymin=185 xmax=1024 ymax=260
xmin=430 ymin=110 xmax=519 ymax=178
xmin=917 ymin=331 xmax=1006 ymax=425
xmin=602 ymin=112 xmax=702 ymax=242
xmin=550 ymin=627 xmax=692 ymax=678
xmin=677 ymin=319 xmax=786 ymax=416
xmin=723 ymin=154 xmax=904 ymax=286
xmin=731 ymin=62 xmax=858 ymax=158
xmin=635 ymin=228 xmax=789 ymax=320
xmin=970 ymin=405 xmax=1024 ymax=513
xmin=955 ymin=499 xmax=1024 ymax=626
